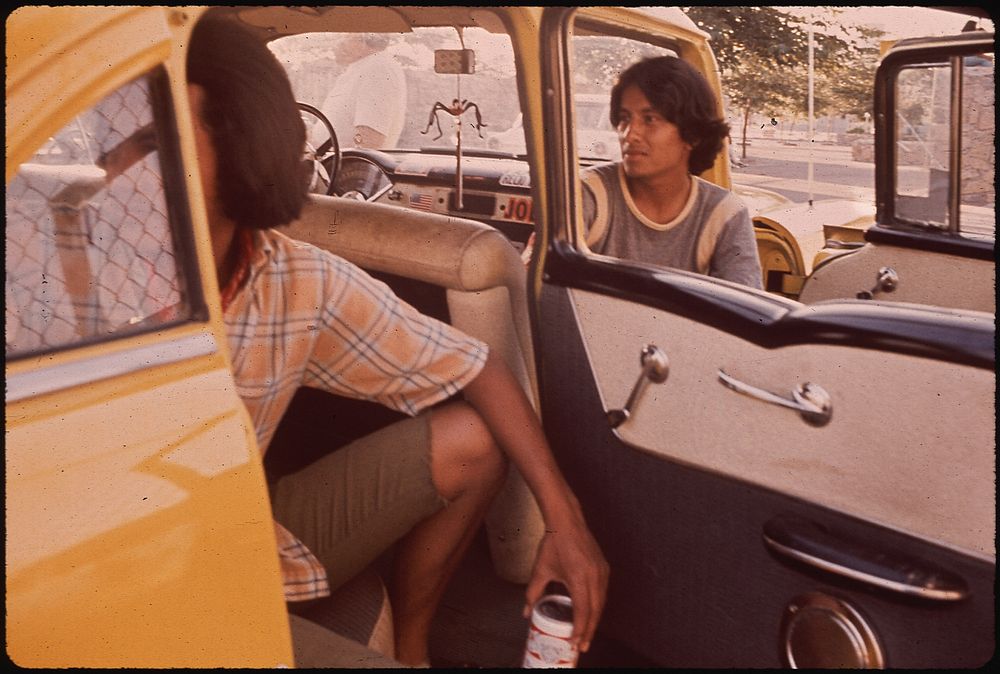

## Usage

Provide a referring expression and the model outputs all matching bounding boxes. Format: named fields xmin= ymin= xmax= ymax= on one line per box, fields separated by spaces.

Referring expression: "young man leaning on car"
xmin=186 ymin=11 xmax=608 ymax=667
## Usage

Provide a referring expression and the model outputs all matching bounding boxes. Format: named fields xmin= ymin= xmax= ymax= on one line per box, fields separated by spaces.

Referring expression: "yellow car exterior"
xmin=6 ymin=6 xmax=292 ymax=667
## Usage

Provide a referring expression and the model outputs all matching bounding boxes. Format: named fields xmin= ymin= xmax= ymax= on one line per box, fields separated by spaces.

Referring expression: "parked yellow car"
xmin=6 ymin=5 xmax=994 ymax=668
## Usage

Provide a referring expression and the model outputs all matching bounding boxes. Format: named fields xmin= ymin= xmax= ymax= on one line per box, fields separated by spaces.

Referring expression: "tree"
xmin=811 ymin=24 xmax=884 ymax=123
xmin=682 ymin=6 xmax=881 ymax=157
xmin=683 ymin=7 xmax=808 ymax=157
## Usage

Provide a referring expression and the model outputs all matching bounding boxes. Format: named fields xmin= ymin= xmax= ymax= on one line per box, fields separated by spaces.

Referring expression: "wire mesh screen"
xmin=6 ymin=75 xmax=187 ymax=358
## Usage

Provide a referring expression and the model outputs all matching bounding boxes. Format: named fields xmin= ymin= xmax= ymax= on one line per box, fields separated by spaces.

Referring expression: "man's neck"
xmin=625 ymin=170 xmax=692 ymax=224
xmin=210 ymin=217 xmax=239 ymax=288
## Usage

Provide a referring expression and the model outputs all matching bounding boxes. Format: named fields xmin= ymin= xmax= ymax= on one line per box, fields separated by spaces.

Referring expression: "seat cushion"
xmin=291 ymin=566 xmax=395 ymax=658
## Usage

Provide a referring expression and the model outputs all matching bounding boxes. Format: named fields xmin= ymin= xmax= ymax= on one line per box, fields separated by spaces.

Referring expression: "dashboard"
xmin=330 ymin=149 xmax=539 ymax=250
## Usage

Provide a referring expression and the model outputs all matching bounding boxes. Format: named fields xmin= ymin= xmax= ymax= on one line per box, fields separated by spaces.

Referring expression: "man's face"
xmin=616 ymin=84 xmax=692 ymax=182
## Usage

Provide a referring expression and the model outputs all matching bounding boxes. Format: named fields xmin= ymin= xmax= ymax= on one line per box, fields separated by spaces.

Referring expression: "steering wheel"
xmin=298 ymin=102 xmax=340 ymax=196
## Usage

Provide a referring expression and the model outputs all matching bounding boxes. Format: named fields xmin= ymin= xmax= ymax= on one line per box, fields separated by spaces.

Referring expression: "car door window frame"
xmin=871 ymin=32 xmax=995 ymax=258
xmin=5 ymin=65 xmax=207 ymax=363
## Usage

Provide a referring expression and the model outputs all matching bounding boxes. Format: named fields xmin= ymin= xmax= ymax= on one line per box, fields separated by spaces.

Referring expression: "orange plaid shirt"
xmin=223 ymin=228 xmax=488 ymax=601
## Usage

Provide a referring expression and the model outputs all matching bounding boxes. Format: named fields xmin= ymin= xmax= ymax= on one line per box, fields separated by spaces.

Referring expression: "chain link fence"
xmin=6 ymin=76 xmax=185 ymax=358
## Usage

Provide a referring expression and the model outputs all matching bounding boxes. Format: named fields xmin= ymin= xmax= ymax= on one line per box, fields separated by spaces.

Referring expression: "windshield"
xmin=270 ymin=28 xmax=520 ymax=154
xmin=270 ymin=26 xmax=627 ymax=161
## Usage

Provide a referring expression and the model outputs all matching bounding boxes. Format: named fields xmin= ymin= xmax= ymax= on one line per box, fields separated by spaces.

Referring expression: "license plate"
xmin=494 ymin=194 xmax=534 ymax=224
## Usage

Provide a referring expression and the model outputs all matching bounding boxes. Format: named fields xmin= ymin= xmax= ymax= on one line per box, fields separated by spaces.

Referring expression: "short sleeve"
xmin=581 ymin=169 xmax=611 ymax=250
xmin=709 ymin=201 xmax=764 ymax=289
xmin=304 ymin=258 xmax=488 ymax=415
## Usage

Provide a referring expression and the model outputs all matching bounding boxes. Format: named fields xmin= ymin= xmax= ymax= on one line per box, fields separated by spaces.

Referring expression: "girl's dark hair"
xmin=610 ymin=56 xmax=730 ymax=175
xmin=187 ymin=12 xmax=307 ymax=230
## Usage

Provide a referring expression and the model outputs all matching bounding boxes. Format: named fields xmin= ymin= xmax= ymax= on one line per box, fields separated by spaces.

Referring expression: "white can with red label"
xmin=522 ymin=594 xmax=578 ymax=668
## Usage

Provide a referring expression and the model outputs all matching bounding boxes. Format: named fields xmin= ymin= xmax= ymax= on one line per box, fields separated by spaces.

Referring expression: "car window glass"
xmin=894 ymin=64 xmax=951 ymax=228
xmin=959 ymin=52 xmax=995 ymax=239
xmin=894 ymin=54 xmax=995 ymax=240
xmin=5 ymin=72 xmax=190 ymax=358
xmin=270 ymin=28 xmax=520 ymax=154
xmin=570 ymin=32 xmax=676 ymax=162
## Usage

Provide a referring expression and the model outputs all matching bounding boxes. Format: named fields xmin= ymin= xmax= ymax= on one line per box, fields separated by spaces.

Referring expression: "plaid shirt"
xmin=223 ymin=228 xmax=488 ymax=601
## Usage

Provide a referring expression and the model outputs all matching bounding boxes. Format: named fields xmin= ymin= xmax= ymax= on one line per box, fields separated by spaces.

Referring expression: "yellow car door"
xmin=5 ymin=6 xmax=292 ymax=667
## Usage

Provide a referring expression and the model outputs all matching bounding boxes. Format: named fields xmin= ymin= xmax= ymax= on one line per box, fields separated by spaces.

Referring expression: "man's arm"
xmin=461 ymin=351 xmax=609 ymax=653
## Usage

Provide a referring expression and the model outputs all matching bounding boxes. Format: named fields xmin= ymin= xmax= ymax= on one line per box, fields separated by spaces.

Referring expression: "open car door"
xmin=528 ymin=8 xmax=995 ymax=668
xmin=5 ymin=7 xmax=291 ymax=666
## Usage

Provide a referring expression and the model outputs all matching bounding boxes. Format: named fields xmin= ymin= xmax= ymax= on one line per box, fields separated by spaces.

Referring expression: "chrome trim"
xmin=764 ymin=533 xmax=967 ymax=601
xmin=5 ymin=332 xmax=218 ymax=404
xmin=873 ymin=266 xmax=898 ymax=293
xmin=607 ymin=343 xmax=669 ymax=428
xmin=781 ymin=592 xmax=885 ymax=669
xmin=717 ymin=369 xmax=832 ymax=427
xmin=823 ymin=239 xmax=865 ymax=250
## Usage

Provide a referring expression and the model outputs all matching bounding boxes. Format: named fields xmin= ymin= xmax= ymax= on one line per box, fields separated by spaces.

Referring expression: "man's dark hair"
xmin=609 ymin=56 xmax=729 ymax=175
xmin=187 ymin=12 xmax=308 ymax=230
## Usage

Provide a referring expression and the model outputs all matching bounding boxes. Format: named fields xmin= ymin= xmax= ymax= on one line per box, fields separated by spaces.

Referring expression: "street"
xmin=731 ymin=137 xmax=875 ymax=204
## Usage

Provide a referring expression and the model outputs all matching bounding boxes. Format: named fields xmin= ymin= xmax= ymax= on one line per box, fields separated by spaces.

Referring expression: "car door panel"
xmin=536 ymin=280 xmax=995 ymax=668
xmin=798 ymin=34 xmax=996 ymax=313
xmin=800 ymin=236 xmax=995 ymax=312
xmin=569 ymin=286 xmax=994 ymax=559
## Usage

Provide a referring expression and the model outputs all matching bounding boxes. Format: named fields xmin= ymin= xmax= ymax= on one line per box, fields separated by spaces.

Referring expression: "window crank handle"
xmin=607 ymin=344 xmax=670 ymax=429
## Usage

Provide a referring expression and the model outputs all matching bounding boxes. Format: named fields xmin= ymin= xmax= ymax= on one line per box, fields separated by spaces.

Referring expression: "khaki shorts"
xmin=269 ymin=412 xmax=447 ymax=591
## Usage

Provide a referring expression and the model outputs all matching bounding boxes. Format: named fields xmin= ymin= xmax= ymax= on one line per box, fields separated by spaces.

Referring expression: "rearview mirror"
xmin=434 ymin=49 xmax=475 ymax=74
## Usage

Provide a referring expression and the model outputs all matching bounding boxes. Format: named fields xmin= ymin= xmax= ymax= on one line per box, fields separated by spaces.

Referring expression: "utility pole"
xmin=807 ymin=22 xmax=815 ymax=207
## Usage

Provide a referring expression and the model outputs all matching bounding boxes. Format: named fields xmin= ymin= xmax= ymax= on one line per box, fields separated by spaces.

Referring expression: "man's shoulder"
xmin=259 ymin=228 xmax=357 ymax=276
xmin=693 ymin=177 xmax=746 ymax=211
xmin=692 ymin=175 xmax=728 ymax=197
xmin=581 ymin=161 xmax=620 ymax=194
xmin=582 ymin=161 xmax=620 ymax=180
xmin=260 ymin=227 xmax=320 ymax=258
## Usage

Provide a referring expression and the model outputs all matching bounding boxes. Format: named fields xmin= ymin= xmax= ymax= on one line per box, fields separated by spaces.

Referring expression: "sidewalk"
xmin=731 ymin=137 xmax=875 ymax=203
xmin=734 ymin=171 xmax=874 ymax=203
xmin=732 ymin=137 xmax=868 ymax=166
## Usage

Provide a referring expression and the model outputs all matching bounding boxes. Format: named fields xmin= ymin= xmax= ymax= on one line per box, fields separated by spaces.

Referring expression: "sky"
xmin=785 ymin=6 xmax=994 ymax=41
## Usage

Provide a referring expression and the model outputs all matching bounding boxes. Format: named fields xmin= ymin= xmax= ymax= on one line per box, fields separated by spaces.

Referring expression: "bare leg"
xmin=389 ymin=401 xmax=507 ymax=666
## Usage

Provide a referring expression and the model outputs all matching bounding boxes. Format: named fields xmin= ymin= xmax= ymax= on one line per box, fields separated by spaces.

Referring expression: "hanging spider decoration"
xmin=421 ymin=98 xmax=488 ymax=141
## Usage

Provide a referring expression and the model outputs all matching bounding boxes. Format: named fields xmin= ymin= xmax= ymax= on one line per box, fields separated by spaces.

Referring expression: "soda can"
xmin=522 ymin=593 xmax=578 ymax=668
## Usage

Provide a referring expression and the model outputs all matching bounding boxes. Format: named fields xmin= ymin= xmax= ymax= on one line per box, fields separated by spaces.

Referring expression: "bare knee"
xmin=428 ymin=401 xmax=507 ymax=501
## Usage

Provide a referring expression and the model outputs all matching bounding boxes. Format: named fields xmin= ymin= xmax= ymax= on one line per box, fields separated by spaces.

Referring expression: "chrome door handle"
xmin=717 ymin=370 xmax=832 ymax=427
xmin=607 ymin=344 xmax=669 ymax=429
xmin=763 ymin=515 xmax=968 ymax=601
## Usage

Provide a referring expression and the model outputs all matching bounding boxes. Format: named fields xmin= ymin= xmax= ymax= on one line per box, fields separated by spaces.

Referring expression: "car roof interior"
xmin=221 ymin=6 xmax=510 ymax=40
